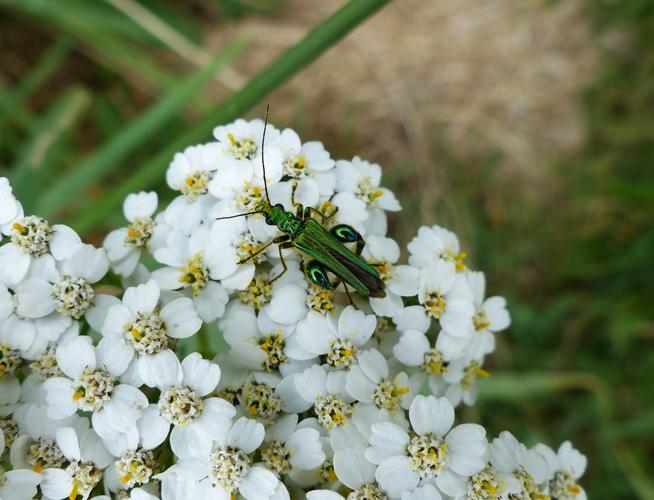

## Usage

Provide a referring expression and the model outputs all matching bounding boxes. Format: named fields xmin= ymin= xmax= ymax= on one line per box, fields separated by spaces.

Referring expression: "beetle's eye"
xmin=275 ymin=203 xmax=284 ymax=210
xmin=265 ymin=215 xmax=274 ymax=225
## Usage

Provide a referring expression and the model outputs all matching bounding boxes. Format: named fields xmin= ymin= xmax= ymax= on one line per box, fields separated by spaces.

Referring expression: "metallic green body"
xmin=260 ymin=202 xmax=385 ymax=297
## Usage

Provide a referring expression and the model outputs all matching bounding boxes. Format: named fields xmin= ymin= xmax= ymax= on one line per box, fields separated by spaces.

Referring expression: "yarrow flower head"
xmin=0 ymin=115 xmax=585 ymax=500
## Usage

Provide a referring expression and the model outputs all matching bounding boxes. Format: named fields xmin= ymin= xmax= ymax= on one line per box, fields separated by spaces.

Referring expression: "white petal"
xmin=296 ymin=311 xmax=333 ymax=356
xmin=161 ymin=297 xmax=202 ymax=339
xmin=358 ymin=348 xmax=388 ymax=382
xmin=403 ymin=484 xmax=443 ymax=500
xmin=409 ymin=395 xmax=454 ymax=437
xmin=151 ymin=266 xmax=182 ymax=290
xmin=124 ymin=191 xmax=158 ymax=221
xmin=85 ymin=294 xmax=121 ymax=332
xmin=170 ymin=424 xmax=212 ymax=460
xmin=0 ymin=315 xmax=35 ymax=351
xmin=445 ymin=423 xmax=487 ymax=476
xmin=0 ymin=469 xmax=41 ymax=500
xmin=227 ymin=417 xmax=264 ymax=453
xmin=393 ymin=330 xmax=430 ymax=367
xmin=139 ymin=350 xmax=182 ymax=389
xmin=123 ymin=279 xmax=160 ymax=315
xmin=334 ymin=447 xmax=375 ymax=489
xmin=101 ymin=304 xmax=132 ymax=336
xmin=40 ymin=468 xmax=73 ymax=499
xmin=181 ymin=352 xmax=220 ymax=396
xmin=49 ymin=225 xmax=81 ymax=261
xmin=370 ymin=293 xmax=403 ymax=318
xmin=195 ymin=397 xmax=235 ymax=442
xmin=56 ymin=336 xmax=96 ymax=378
xmin=287 ymin=428 xmax=325 ymax=470
xmin=97 ymin=334 xmax=134 ymax=377
xmin=366 ymin=422 xmax=409 ymax=464
xmin=16 ymin=279 xmax=55 ymax=318
xmin=60 ymin=244 xmax=109 ymax=283
xmin=375 ymin=456 xmax=420 ymax=498
xmin=306 ymin=492 xmax=344 ymax=500
xmin=137 ymin=404 xmax=170 ymax=450
xmin=192 ymin=281 xmax=228 ymax=322
xmin=0 ymin=243 xmax=30 ymax=285
xmin=239 ymin=465 xmax=279 ymax=500
xmin=0 ymin=376 xmax=21 ymax=405
xmin=55 ymin=426 xmax=81 ymax=462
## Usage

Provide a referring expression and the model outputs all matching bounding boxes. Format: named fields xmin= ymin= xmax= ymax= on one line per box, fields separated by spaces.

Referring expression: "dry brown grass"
xmin=208 ymin=0 xmax=598 ymax=195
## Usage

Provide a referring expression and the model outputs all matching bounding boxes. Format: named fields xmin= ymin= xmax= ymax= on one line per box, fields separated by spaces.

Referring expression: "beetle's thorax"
xmin=258 ymin=202 xmax=302 ymax=235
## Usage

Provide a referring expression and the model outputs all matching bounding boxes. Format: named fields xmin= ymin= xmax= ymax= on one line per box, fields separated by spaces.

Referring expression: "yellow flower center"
xmin=178 ymin=252 xmax=209 ymax=295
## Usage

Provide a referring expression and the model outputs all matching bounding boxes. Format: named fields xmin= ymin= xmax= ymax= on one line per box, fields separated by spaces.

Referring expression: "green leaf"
xmin=36 ymin=39 xmax=248 ymax=216
xmin=477 ymin=372 xmax=613 ymax=416
xmin=71 ymin=0 xmax=391 ymax=234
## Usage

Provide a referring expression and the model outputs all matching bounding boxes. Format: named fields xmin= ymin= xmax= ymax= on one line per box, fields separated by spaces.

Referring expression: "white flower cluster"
xmin=0 ymin=120 xmax=587 ymax=500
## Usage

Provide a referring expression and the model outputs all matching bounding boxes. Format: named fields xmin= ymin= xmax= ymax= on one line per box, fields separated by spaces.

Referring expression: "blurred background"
xmin=0 ymin=0 xmax=652 ymax=497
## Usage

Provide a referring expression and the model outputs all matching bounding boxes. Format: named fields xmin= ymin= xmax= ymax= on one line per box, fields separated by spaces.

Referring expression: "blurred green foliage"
xmin=0 ymin=0 xmax=652 ymax=498
xmin=457 ymin=1 xmax=654 ymax=498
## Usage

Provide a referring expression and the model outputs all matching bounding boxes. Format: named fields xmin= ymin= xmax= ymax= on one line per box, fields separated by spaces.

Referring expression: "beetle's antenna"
xmin=261 ymin=104 xmax=271 ymax=203
xmin=215 ymin=210 xmax=262 ymax=221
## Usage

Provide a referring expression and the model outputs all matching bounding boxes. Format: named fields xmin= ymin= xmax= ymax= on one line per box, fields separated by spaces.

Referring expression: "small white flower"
xmin=334 ymin=157 xmax=400 ymax=213
xmin=466 ymin=271 xmax=510 ymax=359
xmin=174 ymin=416 xmax=286 ymax=500
xmin=363 ymin=235 xmax=419 ymax=317
xmin=39 ymin=423 xmax=112 ymax=500
xmin=151 ymin=227 xmax=229 ymax=322
xmin=488 ymin=431 xmax=549 ymax=499
xmin=273 ymin=128 xmax=336 ymax=207
xmin=393 ymin=328 xmax=451 ymax=379
xmin=54 ymin=243 xmax=110 ymax=321
xmin=98 ymin=279 xmax=202 ymax=386
xmin=333 ymin=446 xmax=388 ymax=499
xmin=408 ymin=225 xmax=467 ymax=271
xmin=104 ymin=191 xmax=158 ymax=277
xmin=43 ymin=337 xmax=148 ymax=445
xmin=0 ymin=203 xmax=81 ymax=287
xmin=212 ymin=118 xmax=283 ymax=190
xmin=278 ymin=365 xmax=355 ymax=440
xmin=334 ymin=156 xmax=400 ymax=235
xmin=367 ymin=395 xmax=487 ymax=498
xmin=261 ymin=413 xmax=325 ymax=476
xmin=535 ymin=441 xmax=587 ymax=500
xmin=167 ymin=143 xmax=222 ymax=199
xmin=418 ymin=260 xmax=474 ymax=338
xmin=103 ymin=407 xmax=169 ymax=492
xmin=346 ymin=348 xmax=415 ymax=414
xmin=442 ymin=357 xmax=491 ymax=407
xmin=296 ymin=306 xmax=376 ymax=370
xmin=238 ymin=372 xmax=284 ymax=423
xmin=156 ymin=352 xmax=235 ymax=460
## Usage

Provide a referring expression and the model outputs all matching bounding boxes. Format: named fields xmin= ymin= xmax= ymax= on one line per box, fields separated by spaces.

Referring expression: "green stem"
xmin=71 ymin=0 xmax=390 ymax=234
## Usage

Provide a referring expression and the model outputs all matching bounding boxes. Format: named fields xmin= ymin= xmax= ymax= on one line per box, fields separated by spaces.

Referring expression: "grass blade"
xmin=7 ymin=36 xmax=73 ymax=113
xmin=36 ymin=39 xmax=248 ymax=216
xmin=12 ymin=87 xmax=91 ymax=207
xmin=71 ymin=0 xmax=391 ymax=234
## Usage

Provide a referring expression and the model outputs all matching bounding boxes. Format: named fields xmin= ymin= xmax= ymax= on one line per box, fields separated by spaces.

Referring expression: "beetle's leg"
xmin=291 ymin=180 xmax=298 ymax=206
xmin=330 ymin=224 xmax=365 ymax=255
xmin=341 ymin=280 xmax=355 ymax=306
xmin=303 ymin=206 xmax=337 ymax=224
xmin=268 ymin=240 xmax=294 ymax=284
xmin=237 ymin=235 xmax=290 ymax=264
